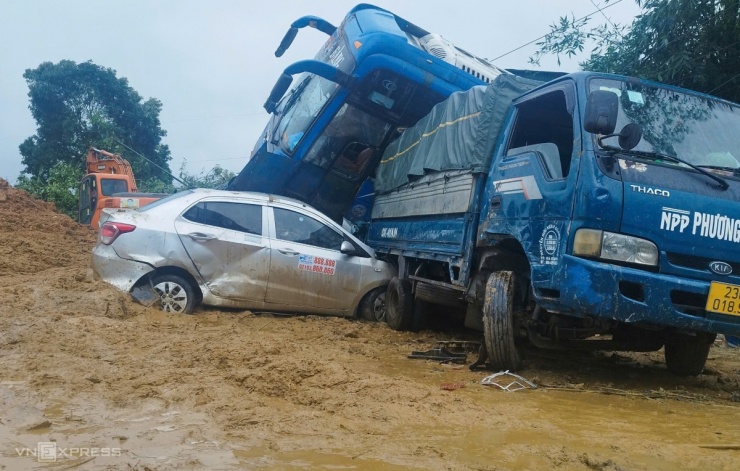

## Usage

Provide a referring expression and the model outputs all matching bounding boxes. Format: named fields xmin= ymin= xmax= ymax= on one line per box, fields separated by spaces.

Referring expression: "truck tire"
xmin=414 ymin=281 xmax=465 ymax=308
xmin=385 ymin=277 xmax=413 ymax=331
xmin=664 ymin=332 xmax=715 ymax=376
xmin=357 ymin=287 xmax=386 ymax=322
xmin=151 ymin=274 xmax=196 ymax=314
xmin=483 ymin=271 xmax=524 ymax=371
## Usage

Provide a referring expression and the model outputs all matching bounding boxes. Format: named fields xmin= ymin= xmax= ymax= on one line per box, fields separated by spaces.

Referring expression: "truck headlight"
xmin=573 ymin=229 xmax=658 ymax=266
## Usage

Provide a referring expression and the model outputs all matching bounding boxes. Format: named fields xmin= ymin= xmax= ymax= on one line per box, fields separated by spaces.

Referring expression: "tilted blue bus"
xmin=227 ymin=3 xmax=519 ymax=225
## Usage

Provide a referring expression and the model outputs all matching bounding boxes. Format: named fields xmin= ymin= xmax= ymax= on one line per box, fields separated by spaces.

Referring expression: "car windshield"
xmin=273 ymin=73 xmax=339 ymax=155
xmin=590 ymin=78 xmax=740 ymax=169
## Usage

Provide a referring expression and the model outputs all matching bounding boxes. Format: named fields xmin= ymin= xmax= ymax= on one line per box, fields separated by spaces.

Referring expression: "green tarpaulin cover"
xmin=375 ymin=74 xmax=542 ymax=194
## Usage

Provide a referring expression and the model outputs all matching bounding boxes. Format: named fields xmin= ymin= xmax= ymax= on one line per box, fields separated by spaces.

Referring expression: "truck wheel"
xmin=483 ymin=271 xmax=524 ymax=371
xmin=151 ymin=274 xmax=196 ymax=314
xmin=357 ymin=287 xmax=386 ymax=322
xmin=664 ymin=332 xmax=715 ymax=376
xmin=385 ymin=277 xmax=413 ymax=331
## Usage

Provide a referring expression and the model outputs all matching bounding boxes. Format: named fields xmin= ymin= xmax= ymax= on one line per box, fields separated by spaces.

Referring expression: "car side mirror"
xmin=340 ymin=240 xmax=356 ymax=255
xmin=584 ymin=90 xmax=618 ymax=135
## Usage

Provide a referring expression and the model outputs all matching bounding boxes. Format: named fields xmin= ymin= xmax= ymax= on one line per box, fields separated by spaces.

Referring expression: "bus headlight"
xmin=573 ymin=229 xmax=658 ymax=266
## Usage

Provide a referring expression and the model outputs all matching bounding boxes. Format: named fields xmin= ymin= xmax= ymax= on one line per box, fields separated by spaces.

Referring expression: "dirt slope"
xmin=0 ymin=180 xmax=738 ymax=471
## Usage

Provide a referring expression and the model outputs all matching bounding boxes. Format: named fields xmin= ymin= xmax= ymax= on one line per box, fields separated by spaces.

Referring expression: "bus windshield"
xmin=273 ymin=74 xmax=340 ymax=155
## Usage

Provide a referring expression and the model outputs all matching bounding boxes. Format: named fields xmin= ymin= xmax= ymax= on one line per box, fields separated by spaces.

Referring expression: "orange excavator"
xmin=78 ymin=148 xmax=167 ymax=228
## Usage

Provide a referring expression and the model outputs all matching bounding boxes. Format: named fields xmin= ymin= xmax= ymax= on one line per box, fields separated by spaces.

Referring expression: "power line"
xmin=166 ymin=112 xmax=265 ymax=123
xmin=488 ymin=0 xmax=626 ymax=62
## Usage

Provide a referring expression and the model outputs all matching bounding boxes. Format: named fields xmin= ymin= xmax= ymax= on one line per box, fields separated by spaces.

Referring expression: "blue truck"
xmin=232 ymin=4 xmax=740 ymax=375
xmin=367 ymin=73 xmax=740 ymax=376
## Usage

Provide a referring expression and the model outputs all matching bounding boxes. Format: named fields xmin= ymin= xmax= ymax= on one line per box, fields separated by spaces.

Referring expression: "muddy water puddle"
xmin=1 ymin=310 xmax=738 ymax=470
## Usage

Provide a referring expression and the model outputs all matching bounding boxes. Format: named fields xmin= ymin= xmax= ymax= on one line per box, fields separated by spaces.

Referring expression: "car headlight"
xmin=573 ymin=229 xmax=658 ymax=266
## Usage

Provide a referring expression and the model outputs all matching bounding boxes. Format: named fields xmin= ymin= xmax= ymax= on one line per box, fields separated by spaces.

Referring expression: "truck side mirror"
xmin=584 ymin=90 xmax=618 ymax=135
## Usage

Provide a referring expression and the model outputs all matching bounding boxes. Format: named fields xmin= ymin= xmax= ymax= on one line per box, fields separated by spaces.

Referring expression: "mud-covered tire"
xmin=385 ymin=277 xmax=413 ymax=331
xmin=483 ymin=271 xmax=524 ymax=371
xmin=357 ymin=287 xmax=386 ymax=322
xmin=664 ymin=332 xmax=715 ymax=376
xmin=151 ymin=274 xmax=196 ymax=314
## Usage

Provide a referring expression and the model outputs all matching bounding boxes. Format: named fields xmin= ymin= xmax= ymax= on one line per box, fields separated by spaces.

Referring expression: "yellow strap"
xmin=380 ymin=111 xmax=481 ymax=164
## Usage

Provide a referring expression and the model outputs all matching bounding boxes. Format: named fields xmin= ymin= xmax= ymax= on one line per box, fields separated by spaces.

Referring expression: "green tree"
xmin=19 ymin=60 xmax=172 ymax=187
xmin=177 ymin=164 xmax=236 ymax=190
xmin=532 ymin=0 xmax=740 ymax=102
xmin=15 ymin=162 xmax=82 ymax=217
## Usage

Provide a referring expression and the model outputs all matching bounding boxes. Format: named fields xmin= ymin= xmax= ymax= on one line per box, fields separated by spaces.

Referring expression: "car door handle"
xmin=187 ymin=232 xmax=216 ymax=242
xmin=277 ymin=248 xmax=300 ymax=256
xmin=490 ymin=196 xmax=502 ymax=210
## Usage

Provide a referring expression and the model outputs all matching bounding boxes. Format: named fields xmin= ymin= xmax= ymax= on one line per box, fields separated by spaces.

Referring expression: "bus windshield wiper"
xmin=601 ymin=145 xmax=729 ymax=190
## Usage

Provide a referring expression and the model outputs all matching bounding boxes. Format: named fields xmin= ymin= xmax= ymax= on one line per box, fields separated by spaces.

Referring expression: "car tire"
xmin=483 ymin=271 xmax=524 ymax=371
xmin=385 ymin=277 xmax=413 ymax=331
xmin=151 ymin=274 xmax=196 ymax=314
xmin=664 ymin=332 xmax=715 ymax=376
xmin=358 ymin=287 xmax=386 ymax=322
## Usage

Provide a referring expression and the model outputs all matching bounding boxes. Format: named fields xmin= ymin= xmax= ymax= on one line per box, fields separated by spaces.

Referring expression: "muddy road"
xmin=1 ymin=180 xmax=738 ymax=470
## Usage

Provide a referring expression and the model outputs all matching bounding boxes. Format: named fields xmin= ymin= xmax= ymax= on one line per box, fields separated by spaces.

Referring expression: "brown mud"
xmin=0 ymin=179 xmax=738 ymax=470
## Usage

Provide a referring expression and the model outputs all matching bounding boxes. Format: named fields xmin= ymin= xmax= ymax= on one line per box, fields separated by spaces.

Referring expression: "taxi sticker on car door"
xmin=298 ymin=254 xmax=336 ymax=275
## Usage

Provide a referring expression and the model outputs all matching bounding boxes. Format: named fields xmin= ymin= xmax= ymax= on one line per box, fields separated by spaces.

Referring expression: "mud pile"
xmin=0 ymin=178 xmax=96 ymax=274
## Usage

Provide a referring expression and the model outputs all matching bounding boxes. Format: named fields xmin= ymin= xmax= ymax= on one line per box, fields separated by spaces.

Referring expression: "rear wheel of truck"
xmin=357 ymin=287 xmax=386 ymax=322
xmin=483 ymin=271 xmax=524 ymax=371
xmin=385 ymin=277 xmax=413 ymax=331
xmin=151 ymin=274 xmax=196 ymax=314
xmin=664 ymin=332 xmax=715 ymax=376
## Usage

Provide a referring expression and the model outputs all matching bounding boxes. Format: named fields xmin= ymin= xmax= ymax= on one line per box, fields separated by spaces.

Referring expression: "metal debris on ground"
xmin=408 ymin=341 xmax=482 ymax=364
xmin=480 ymin=370 xmax=537 ymax=392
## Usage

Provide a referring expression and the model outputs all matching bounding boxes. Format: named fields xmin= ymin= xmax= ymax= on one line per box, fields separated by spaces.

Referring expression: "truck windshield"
xmin=273 ymin=74 xmax=340 ymax=155
xmin=590 ymin=78 xmax=740 ymax=170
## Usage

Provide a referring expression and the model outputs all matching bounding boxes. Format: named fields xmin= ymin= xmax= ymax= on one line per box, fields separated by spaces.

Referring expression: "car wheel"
xmin=664 ymin=332 xmax=715 ymax=376
xmin=358 ymin=287 xmax=386 ymax=322
xmin=385 ymin=277 xmax=413 ymax=331
xmin=483 ymin=271 xmax=524 ymax=371
xmin=151 ymin=274 xmax=196 ymax=314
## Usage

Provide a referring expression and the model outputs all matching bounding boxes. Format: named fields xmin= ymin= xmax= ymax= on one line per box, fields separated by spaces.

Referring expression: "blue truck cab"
xmin=367 ymin=72 xmax=740 ymax=375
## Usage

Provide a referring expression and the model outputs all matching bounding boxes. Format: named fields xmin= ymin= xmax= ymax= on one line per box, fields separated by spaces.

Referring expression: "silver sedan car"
xmin=92 ymin=189 xmax=393 ymax=319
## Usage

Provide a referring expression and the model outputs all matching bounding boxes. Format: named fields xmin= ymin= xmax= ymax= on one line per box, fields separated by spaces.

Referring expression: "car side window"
xmin=183 ymin=202 xmax=262 ymax=235
xmin=273 ymin=207 xmax=344 ymax=251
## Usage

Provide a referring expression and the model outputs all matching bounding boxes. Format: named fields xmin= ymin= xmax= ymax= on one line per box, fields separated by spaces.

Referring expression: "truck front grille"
xmin=666 ymin=252 xmax=740 ymax=274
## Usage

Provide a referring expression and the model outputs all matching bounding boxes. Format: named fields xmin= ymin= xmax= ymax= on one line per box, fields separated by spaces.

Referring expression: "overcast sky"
xmin=0 ymin=0 xmax=641 ymax=185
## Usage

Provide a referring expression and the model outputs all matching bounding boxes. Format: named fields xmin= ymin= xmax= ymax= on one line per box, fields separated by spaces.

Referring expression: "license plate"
xmin=705 ymin=281 xmax=740 ymax=317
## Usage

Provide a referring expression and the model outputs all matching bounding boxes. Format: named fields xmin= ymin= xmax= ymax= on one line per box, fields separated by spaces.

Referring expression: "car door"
xmin=266 ymin=205 xmax=361 ymax=311
xmin=174 ymin=198 xmax=270 ymax=302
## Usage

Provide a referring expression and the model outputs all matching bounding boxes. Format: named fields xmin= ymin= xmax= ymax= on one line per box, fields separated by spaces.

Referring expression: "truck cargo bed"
xmin=367 ymin=170 xmax=482 ymax=259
